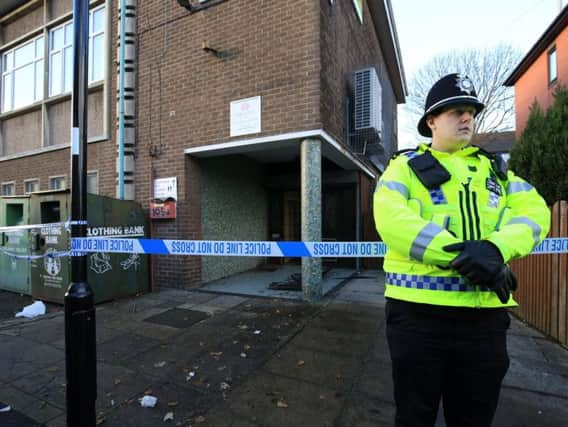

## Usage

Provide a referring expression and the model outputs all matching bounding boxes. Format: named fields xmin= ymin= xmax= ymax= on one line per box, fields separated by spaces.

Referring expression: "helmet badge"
xmin=455 ymin=74 xmax=474 ymax=95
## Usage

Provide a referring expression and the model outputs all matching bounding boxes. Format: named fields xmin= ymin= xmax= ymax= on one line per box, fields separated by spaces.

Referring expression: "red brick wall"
xmin=0 ymin=0 xmax=117 ymax=197
xmin=320 ymin=0 xmax=384 ymax=143
xmin=135 ymin=0 xmax=322 ymax=287
xmin=514 ymin=26 xmax=568 ymax=135
xmin=1 ymin=0 xmax=392 ymax=288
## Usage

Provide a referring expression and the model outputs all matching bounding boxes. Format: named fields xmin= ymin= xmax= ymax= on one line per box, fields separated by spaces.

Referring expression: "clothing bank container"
xmin=0 ymin=195 xmax=32 ymax=295
xmin=28 ymin=190 xmax=149 ymax=304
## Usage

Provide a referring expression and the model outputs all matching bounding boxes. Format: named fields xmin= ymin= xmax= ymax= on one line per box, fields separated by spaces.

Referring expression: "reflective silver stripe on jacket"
xmin=377 ymin=180 xmax=409 ymax=199
xmin=506 ymin=217 xmax=542 ymax=246
xmin=410 ymin=222 xmax=444 ymax=262
xmin=507 ymin=181 xmax=533 ymax=194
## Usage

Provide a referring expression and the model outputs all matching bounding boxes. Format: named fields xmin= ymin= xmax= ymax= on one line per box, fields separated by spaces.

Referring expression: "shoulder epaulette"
xmin=391 ymin=147 xmax=419 ymax=160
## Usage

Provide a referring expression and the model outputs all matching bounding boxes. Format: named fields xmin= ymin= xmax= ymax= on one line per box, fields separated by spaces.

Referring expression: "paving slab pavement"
xmin=0 ymin=270 xmax=567 ymax=426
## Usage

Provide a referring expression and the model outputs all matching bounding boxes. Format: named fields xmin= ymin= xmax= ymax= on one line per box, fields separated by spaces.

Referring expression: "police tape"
xmin=0 ymin=246 xmax=71 ymax=260
xmin=69 ymin=238 xmax=388 ymax=258
xmin=66 ymin=236 xmax=568 ymax=257
xmin=1 ymin=237 xmax=567 ymax=261
xmin=0 ymin=220 xmax=87 ymax=233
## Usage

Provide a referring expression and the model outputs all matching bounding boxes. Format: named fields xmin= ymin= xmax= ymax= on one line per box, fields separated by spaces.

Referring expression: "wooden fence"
xmin=510 ymin=200 xmax=568 ymax=348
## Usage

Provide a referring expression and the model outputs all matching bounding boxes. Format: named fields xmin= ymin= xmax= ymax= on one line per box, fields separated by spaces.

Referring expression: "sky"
xmin=391 ymin=0 xmax=566 ymax=148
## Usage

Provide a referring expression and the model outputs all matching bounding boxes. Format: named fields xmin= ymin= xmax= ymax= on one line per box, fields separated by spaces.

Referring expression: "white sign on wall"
xmin=153 ymin=177 xmax=177 ymax=200
xmin=230 ymin=96 xmax=261 ymax=137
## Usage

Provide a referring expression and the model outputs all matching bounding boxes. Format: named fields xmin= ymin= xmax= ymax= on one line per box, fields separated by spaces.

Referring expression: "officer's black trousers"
xmin=385 ymin=299 xmax=510 ymax=427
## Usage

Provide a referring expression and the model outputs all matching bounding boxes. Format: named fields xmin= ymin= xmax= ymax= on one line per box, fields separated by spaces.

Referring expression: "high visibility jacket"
xmin=373 ymin=143 xmax=551 ymax=308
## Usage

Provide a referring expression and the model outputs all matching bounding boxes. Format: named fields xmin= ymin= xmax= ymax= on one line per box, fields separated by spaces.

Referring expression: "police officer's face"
xmin=427 ymin=104 xmax=476 ymax=152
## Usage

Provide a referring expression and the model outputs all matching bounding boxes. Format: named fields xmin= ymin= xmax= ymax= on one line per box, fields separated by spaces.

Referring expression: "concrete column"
xmin=301 ymin=138 xmax=322 ymax=301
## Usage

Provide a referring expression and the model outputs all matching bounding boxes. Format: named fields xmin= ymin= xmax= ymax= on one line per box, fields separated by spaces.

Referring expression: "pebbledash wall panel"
xmin=200 ymin=156 xmax=268 ymax=283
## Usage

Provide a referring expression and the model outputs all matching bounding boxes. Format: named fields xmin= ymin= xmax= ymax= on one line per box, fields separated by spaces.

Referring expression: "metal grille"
xmin=354 ymin=67 xmax=382 ymax=133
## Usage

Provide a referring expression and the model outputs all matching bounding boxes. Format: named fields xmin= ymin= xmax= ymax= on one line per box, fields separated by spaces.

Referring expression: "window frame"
xmin=1 ymin=181 xmax=16 ymax=196
xmin=1 ymin=35 xmax=44 ymax=113
xmin=548 ymin=45 xmax=558 ymax=85
xmin=87 ymin=170 xmax=99 ymax=194
xmin=49 ymin=175 xmax=67 ymax=190
xmin=48 ymin=4 xmax=106 ymax=98
xmin=24 ymin=178 xmax=40 ymax=194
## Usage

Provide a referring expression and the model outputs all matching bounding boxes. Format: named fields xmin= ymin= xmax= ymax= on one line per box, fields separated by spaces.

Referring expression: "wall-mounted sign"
xmin=230 ymin=96 xmax=261 ymax=137
xmin=153 ymin=177 xmax=177 ymax=200
xmin=149 ymin=199 xmax=176 ymax=219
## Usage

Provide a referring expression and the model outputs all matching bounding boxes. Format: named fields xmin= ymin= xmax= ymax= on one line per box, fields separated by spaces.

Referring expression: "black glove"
xmin=488 ymin=265 xmax=518 ymax=304
xmin=443 ymin=240 xmax=504 ymax=287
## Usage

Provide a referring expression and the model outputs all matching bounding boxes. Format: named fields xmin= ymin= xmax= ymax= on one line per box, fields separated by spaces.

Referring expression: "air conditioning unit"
xmin=354 ymin=67 xmax=382 ymax=139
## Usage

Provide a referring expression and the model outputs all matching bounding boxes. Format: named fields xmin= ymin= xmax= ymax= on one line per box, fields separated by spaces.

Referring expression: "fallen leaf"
xmin=114 ymin=379 xmax=122 ymax=385
xmin=276 ymin=399 xmax=289 ymax=408
xmin=240 ymin=352 xmax=247 ymax=358
xmin=163 ymin=411 xmax=174 ymax=422
xmin=297 ymin=360 xmax=305 ymax=367
xmin=195 ymin=415 xmax=206 ymax=423
xmin=244 ymin=344 xmax=251 ymax=350
xmin=167 ymin=401 xmax=179 ymax=407
xmin=220 ymin=382 xmax=231 ymax=391
xmin=47 ymin=367 xmax=58 ymax=373
xmin=154 ymin=361 xmax=167 ymax=368
xmin=96 ymin=416 xmax=105 ymax=425
xmin=210 ymin=351 xmax=223 ymax=358
xmin=254 ymin=330 xmax=261 ymax=335
xmin=217 ymin=365 xmax=227 ymax=371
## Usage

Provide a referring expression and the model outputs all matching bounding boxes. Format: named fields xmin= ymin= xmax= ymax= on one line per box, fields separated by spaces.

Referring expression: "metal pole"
xmin=64 ymin=0 xmax=97 ymax=425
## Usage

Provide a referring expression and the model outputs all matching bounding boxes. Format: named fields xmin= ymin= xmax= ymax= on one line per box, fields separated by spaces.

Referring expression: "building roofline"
xmin=367 ymin=0 xmax=408 ymax=103
xmin=504 ymin=4 xmax=568 ymax=86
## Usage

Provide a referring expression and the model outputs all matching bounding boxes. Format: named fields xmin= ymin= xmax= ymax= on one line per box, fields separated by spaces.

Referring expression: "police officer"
xmin=373 ymin=73 xmax=550 ymax=427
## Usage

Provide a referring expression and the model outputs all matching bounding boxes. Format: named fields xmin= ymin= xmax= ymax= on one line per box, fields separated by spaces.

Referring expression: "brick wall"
xmin=319 ymin=0 xmax=398 ymax=156
xmin=514 ymin=25 xmax=568 ymax=135
xmin=0 ymin=0 xmax=116 ymax=196
xmin=135 ymin=0 xmax=322 ymax=287
xmin=1 ymin=0 xmax=396 ymax=289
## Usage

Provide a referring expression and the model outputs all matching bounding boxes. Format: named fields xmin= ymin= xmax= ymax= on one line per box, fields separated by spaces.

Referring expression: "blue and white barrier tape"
xmin=69 ymin=237 xmax=568 ymax=257
xmin=1 ymin=237 xmax=567 ymax=261
xmin=0 ymin=220 xmax=87 ymax=233
xmin=69 ymin=238 xmax=388 ymax=258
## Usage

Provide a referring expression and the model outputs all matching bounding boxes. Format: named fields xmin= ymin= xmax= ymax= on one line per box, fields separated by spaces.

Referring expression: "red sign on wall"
xmin=149 ymin=198 xmax=176 ymax=219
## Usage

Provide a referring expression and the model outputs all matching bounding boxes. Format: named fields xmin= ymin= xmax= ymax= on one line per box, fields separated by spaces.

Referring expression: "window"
xmin=49 ymin=176 xmax=66 ymax=190
xmin=24 ymin=179 xmax=40 ymax=194
xmin=1 ymin=36 xmax=44 ymax=112
xmin=87 ymin=171 xmax=99 ymax=194
xmin=48 ymin=5 xmax=105 ymax=97
xmin=49 ymin=22 xmax=73 ymax=96
xmin=352 ymin=0 xmax=363 ymax=22
xmin=548 ymin=46 xmax=557 ymax=84
xmin=2 ymin=182 xmax=15 ymax=195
